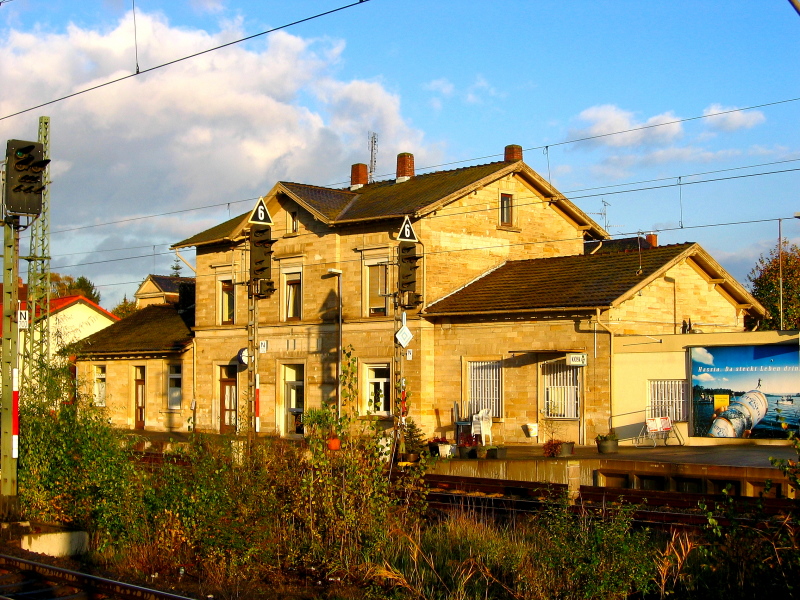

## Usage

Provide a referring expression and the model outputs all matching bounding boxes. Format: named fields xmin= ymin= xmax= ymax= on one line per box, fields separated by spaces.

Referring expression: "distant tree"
xmin=69 ymin=276 xmax=101 ymax=305
xmin=747 ymin=239 xmax=800 ymax=330
xmin=50 ymin=273 xmax=101 ymax=304
xmin=170 ymin=256 xmax=183 ymax=277
xmin=111 ymin=295 xmax=138 ymax=319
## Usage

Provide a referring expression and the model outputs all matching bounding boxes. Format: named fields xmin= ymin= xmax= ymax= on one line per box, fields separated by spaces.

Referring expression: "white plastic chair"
xmin=471 ymin=408 xmax=493 ymax=445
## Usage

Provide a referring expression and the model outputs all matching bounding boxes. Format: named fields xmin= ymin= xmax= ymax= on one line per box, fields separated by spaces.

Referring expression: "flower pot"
xmin=476 ymin=447 xmax=488 ymax=459
xmin=558 ymin=442 xmax=575 ymax=457
xmin=427 ymin=442 xmax=440 ymax=457
xmin=327 ymin=437 xmax=341 ymax=451
xmin=399 ymin=453 xmax=420 ymax=463
xmin=438 ymin=443 xmax=454 ymax=458
xmin=457 ymin=446 xmax=476 ymax=459
xmin=597 ymin=439 xmax=619 ymax=454
xmin=486 ymin=447 xmax=507 ymax=459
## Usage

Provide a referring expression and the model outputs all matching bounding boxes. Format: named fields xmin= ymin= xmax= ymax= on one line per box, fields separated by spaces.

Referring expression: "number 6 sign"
xmin=397 ymin=215 xmax=418 ymax=242
xmin=248 ymin=197 xmax=274 ymax=225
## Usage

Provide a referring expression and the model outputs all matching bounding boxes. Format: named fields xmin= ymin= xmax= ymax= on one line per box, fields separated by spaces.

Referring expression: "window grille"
xmin=542 ymin=360 xmax=580 ymax=418
xmin=648 ymin=380 xmax=688 ymax=422
xmin=468 ymin=361 xmax=502 ymax=417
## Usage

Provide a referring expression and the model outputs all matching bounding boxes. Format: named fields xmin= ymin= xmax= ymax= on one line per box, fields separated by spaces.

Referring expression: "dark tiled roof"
xmin=173 ymin=212 xmax=249 ymax=248
xmin=426 ymin=244 xmax=696 ymax=314
xmin=281 ymin=182 xmax=355 ymax=220
xmin=147 ymin=275 xmax=196 ymax=294
xmin=585 ymin=236 xmax=653 ymax=254
xmin=77 ymin=304 xmax=193 ymax=355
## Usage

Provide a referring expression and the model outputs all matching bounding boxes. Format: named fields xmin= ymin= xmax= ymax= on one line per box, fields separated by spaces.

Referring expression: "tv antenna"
xmin=368 ymin=131 xmax=378 ymax=184
xmin=589 ymin=199 xmax=623 ymax=231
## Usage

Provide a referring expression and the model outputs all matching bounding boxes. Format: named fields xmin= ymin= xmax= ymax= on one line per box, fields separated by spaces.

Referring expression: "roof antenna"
xmin=678 ymin=176 xmax=684 ymax=228
xmin=368 ymin=131 xmax=378 ymax=184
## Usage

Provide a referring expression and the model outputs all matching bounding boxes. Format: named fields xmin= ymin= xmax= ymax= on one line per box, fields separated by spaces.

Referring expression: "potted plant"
xmin=302 ymin=406 xmax=340 ymax=450
xmin=543 ymin=439 xmax=575 ymax=457
xmin=457 ymin=432 xmax=478 ymax=458
xmin=595 ymin=432 xmax=619 ymax=454
xmin=398 ymin=419 xmax=425 ymax=462
xmin=486 ymin=445 xmax=507 ymax=459
xmin=428 ymin=436 xmax=451 ymax=457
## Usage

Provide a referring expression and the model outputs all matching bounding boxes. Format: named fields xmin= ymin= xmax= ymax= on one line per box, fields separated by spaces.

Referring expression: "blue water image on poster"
xmin=690 ymin=345 xmax=800 ymax=438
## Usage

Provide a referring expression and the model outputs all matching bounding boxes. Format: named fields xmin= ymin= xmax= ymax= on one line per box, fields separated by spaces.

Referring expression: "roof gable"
xmin=77 ymin=304 xmax=193 ymax=356
xmin=173 ymin=159 xmax=608 ymax=248
xmin=425 ymin=243 xmax=764 ymax=316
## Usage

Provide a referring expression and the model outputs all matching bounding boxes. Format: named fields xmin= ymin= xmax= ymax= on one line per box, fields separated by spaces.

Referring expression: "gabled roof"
xmin=48 ymin=294 xmax=119 ymax=321
xmin=425 ymin=243 xmax=765 ymax=317
xmin=172 ymin=159 xmax=608 ymax=249
xmin=77 ymin=304 xmax=193 ymax=356
xmin=143 ymin=275 xmax=195 ymax=294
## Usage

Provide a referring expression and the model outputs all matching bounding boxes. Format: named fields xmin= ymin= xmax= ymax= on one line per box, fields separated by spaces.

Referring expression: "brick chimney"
xmin=646 ymin=233 xmax=658 ymax=248
xmin=396 ymin=152 xmax=415 ymax=183
xmin=504 ymin=144 xmax=523 ymax=162
xmin=350 ymin=163 xmax=368 ymax=191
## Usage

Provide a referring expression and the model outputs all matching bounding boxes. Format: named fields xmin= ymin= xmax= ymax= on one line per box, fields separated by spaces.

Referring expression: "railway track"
xmin=0 ymin=554 xmax=195 ymax=600
xmin=425 ymin=474 xmax=799 ymax=529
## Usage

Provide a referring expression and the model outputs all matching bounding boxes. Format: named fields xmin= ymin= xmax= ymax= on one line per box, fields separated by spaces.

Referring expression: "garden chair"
xmin=472 ymin=408 xmax=493 ymax=445
xmin=453 ymin=401 xmax=472 ymax=445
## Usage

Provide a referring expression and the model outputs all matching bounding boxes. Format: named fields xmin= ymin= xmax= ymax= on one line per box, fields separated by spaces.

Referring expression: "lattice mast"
xmin=21 ymin=116 xmax=51 ymax=388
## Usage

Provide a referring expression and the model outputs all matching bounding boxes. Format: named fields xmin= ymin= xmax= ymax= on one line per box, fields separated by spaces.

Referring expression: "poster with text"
xmin=690 ymin=344 xmax=800 ymax=438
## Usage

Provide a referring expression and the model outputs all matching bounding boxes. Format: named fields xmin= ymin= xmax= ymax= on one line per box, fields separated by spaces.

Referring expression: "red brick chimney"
xmin=396 ymin=152 xmax=414 ymax=183
xmin=350 ymin=163 xmax=368 ymax=190
xmin=646 ymin=233 xmax=658 ymax=248
xmin=504 ymin=144 xmax=523 ymax=162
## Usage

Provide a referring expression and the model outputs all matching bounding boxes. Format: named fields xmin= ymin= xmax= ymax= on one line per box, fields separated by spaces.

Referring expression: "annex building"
xmin=75 ymin=145 xmax=766 ymax=445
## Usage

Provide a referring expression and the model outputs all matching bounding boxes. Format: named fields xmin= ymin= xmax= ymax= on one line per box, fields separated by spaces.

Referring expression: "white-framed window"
xmin=284 ymin=270 xmax=302 ymax=321
xmin=365 ymin=364 xmax=391 ymax=415
xmin=367 ymin=262 xmax=388 ymax=316
xmin=648 ymin=380 xmax=688 ymax=422
xmin=93 ymin=365 xmax=106 ymax=407
xmin=467 ymin=360 xmax=502 ymax=417
xmin=168 ymin=364 xmax=182 ymax=410
xmin=284 ymin=364 xmax=305 ymax=435
xmin=287 ymin=210 xmax=299 ymax=235
xmin=220 ymin=279 xmax=234 ymax=325
xmin=499 ymin=193 xmax=513 ymax=227
xmin=542 ymin=360 xmax=580 ymax=419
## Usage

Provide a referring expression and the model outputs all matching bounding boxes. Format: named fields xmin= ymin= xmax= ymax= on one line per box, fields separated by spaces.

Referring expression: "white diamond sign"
xmin=395 ymin=325 xmax=413 ymax=348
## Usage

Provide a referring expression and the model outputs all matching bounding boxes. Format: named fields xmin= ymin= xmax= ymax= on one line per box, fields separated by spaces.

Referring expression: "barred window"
xmin=648 ymin=380 xmax=688 ymax=422
xmin=542 ymin=360 xmax=580 ymax=419
xmin=468 ymin=360 xmax=502 ymax=417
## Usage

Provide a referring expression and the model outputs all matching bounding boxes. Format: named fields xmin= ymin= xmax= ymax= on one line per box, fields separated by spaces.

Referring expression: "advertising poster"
xmin=690 ymin=344 xmax=800 ymax=438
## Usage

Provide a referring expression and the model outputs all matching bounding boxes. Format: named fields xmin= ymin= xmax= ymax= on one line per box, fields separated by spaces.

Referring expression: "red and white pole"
xmin=254 ymin=373 xmax=260 ymax=433
xmin=12 ymin=368 xmax=18 ymax=459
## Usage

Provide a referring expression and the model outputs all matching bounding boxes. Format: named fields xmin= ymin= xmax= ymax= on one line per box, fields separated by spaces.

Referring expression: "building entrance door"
xmin=134 ymin=366 xmax=146 ymax=430
xmin=220 ymin=365 xmax=238 ymax=434
xmin=284 ymin=364 xmax=304 ymax=435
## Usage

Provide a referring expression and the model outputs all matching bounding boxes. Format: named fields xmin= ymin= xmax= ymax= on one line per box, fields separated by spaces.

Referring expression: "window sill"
xmin=496 ymin=225 xmax=521 ymax=233
xmin=283 ymin=232 xmax=299 ymax=238
xmin=161 ymin=409 xmax=182 ymax=414
xmin=358 ymin=414 xmax=393 ymax=421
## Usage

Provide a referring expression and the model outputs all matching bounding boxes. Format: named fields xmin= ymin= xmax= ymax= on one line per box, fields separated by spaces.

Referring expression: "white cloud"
xmin=703 ymin=103 xmax=765 ymax=132
xmin=693 ymin=372 xmax=716 ymax=382
xmin=190 ymin=0 xmax=225 ymax=14
xmin=465 ymin=75 xmax=499 ymax=104
xmin=0 ymin=10 xmax=433 ymax=307
xmin=424 ymin=78 xmax=454 ymax=96
xmin=570 ymin=104 xmax=683 ymax=148
xmin=693 ymin=348 xmax=715 ymax=366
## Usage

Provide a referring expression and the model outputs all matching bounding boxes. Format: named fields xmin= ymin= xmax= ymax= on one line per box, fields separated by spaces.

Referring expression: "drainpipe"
xmin=594 ymin=308 xmax=615 ymax=435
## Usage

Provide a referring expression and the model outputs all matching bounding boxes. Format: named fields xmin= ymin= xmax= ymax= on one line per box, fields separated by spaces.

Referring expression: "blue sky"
xmin=1 ymin=0 xmax=799 ymax=308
